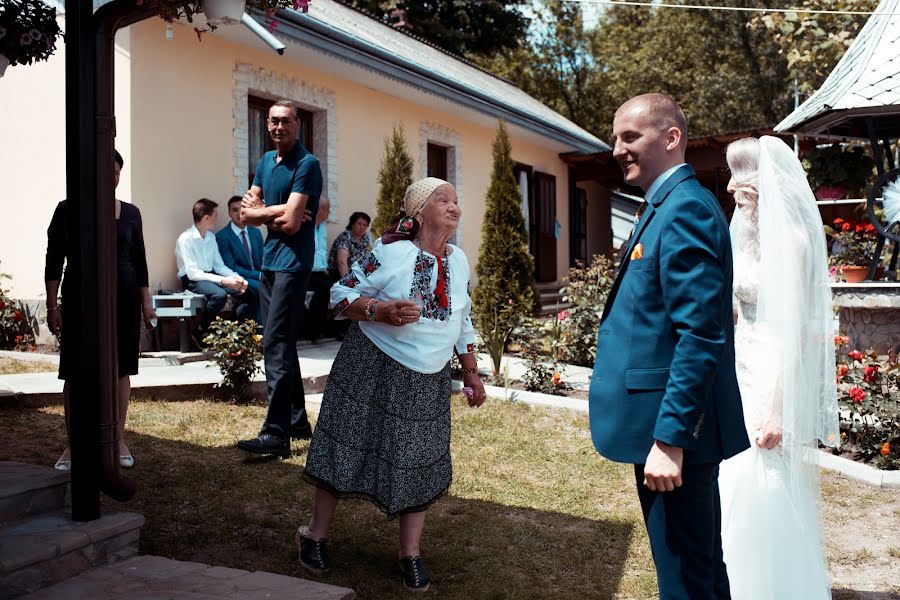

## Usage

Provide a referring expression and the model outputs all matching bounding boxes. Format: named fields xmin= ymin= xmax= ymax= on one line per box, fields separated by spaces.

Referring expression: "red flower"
xmin=855 ymin=224 xmax=865 ymax=233
xmin=864 ymin=364 xmax=879 ymax=382
xmin=848 ymin=350 xmax=864 ymax=362
xmin=14 ymin=335 xmax=23 ymax=344
xmin=12 ymin=310 xmax=22 ymax=321
xmin=836 ymin=363 xmax=849 ymax=380
xmin=841 ymin=222 xmax=852 ymax=232
xmin=865 ymin=224 xmax=876 ymax=233
xmin=227 ymin=351 xmax=242 ymax=358
xmin=557 ymin=310 xmax=569 ymax=321
xmin=881 ymin=442 xmax=892 ymax=456
xmin=849 ymin=387 xmax=866 ymax=403
xmin=0 ymin=301 xmax=6 ymax=310
xmin=833 ymin=218 xmax=845 ymax=225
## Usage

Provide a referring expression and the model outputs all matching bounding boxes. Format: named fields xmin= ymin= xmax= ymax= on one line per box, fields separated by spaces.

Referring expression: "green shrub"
xmin=203 ymin=317 xmax=263 ymax=401
xmin=559 ymin=255 xmax=614 ymax=366
xmin=371 ymin=124 xmax=414 ymax=238
xmin=473 ymin=120 xmax=535 ymax=344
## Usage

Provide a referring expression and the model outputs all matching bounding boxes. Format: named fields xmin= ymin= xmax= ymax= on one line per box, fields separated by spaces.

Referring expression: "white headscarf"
xmin=403 ymin=177 xmax=451 ymax=216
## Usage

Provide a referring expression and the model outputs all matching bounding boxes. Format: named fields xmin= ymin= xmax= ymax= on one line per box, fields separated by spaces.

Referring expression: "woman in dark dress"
xmin=45 ymin=150 xmax=156 ymax=471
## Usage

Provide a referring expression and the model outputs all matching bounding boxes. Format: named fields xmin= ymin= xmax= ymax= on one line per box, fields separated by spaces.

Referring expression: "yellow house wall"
xmin=1 ymin=17 xmax=574 ymax=298
xmin=0 ymin=20 xmax=133 ymax=299
xmin=129 ymin=19 xmax=572 ymax=290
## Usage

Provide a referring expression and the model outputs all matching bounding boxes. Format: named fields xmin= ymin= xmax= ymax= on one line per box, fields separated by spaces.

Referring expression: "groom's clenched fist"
xmin=643 ymin=441 xmax=684 ymax=492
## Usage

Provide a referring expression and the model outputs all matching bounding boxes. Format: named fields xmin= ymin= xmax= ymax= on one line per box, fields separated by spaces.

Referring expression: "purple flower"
xmin=29 ymin=29 xmax=41 ymax=41
xmin=21 ymin=33 xmax=33 ymax=45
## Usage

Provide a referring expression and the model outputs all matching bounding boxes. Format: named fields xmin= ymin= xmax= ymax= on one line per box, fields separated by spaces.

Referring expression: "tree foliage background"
xmin=342 ymin=0 xmax=879 ymax=138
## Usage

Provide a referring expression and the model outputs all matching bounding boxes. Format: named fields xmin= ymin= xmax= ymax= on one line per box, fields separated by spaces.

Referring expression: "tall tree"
xmin=751 ymin=0 xmax=879 ymax=97
xmin=482 ymin=1 xmax=795 ymax=137
xmin=340 ymin=0 xmax=529 ymax=57
xmin=372 ymin=124 xmax=414 ymax=238
xmin=472 ymin=120 xmax=535 ymax=342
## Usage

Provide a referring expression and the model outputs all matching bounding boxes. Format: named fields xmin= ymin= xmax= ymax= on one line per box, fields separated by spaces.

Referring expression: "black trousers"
xmin=181 ymin=275 xmax=255 ymax=330
xmin=259 ymin=269 xmax=312 ymax=439
xmin=300 ymin=270 xmax=334 ymax=340
xmin=634 ymin=463 xmax=731 ymax=600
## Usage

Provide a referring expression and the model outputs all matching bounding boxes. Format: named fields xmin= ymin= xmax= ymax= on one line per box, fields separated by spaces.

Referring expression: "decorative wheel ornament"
xmin=868 ymin=167 xmax=900 ymax=244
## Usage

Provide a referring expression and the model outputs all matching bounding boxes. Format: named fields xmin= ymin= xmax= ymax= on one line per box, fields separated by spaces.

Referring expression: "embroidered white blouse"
xmin=330 ymin=239 xmax=477 ymax=374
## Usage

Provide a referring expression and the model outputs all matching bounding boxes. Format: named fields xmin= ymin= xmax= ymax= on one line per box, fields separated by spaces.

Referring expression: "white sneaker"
xmin=119 ymin=454 xmax=135 ymax=468
xmin=54 ymin=459 xmax=71 ymax=471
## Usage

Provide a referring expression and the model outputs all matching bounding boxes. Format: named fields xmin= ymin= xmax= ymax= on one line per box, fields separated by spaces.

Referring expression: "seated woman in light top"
xmin=298 ymin=177 xmax=486 ymax=592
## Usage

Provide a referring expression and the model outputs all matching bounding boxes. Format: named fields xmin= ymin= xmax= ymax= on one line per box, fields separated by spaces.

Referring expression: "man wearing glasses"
xmin=237 ymin=100 xmax=322 ymax=457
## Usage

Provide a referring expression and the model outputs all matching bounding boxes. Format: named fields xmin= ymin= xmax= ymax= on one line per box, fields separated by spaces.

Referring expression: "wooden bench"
xmin=152 ymin=293 xmax=205 ymax=353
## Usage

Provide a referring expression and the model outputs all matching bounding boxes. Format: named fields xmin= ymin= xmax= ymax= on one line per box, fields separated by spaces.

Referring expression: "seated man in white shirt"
xmin=176 ymin=198 xmax=249 ymax=336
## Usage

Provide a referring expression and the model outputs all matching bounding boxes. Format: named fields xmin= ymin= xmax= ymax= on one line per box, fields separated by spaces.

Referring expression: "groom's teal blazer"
xmin=589 ymin=165 xmax=749 ymax=464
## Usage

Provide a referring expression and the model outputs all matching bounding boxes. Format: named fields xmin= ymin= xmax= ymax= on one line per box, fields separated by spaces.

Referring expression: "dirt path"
xmin=822 ymin=471 xmax=900 ymax=599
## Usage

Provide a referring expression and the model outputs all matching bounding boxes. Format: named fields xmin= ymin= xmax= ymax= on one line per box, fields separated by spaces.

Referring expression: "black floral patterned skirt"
xmin=303 ymin=323 xmax=452 ymax=518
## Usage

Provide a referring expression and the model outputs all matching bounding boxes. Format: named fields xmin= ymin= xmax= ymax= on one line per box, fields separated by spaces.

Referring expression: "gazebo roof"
xmin=775 ymin=0 xmax=900 ymax=139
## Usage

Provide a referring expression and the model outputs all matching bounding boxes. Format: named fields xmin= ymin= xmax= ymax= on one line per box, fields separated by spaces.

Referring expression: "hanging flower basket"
xmin=203 ymin=0 xmax=247 ymax=26
xmin=154 ymin=0 xmax=311 ymax=33
xmin=0 ymin=0 xmax=63 ymax=75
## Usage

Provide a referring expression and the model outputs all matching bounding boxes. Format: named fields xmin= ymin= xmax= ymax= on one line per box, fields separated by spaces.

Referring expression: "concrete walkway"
xmin=0 ymin=347 xmax=593 ymax=405
xmin=21 ymin=555 xmax=355 ymax=600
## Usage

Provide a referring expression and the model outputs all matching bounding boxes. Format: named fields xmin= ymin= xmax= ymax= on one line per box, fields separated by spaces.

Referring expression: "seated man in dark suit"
xmin=217 ymin=195 xmax=265 ymax=326
xmin=176 ymin=199 xmax=251 ymax=340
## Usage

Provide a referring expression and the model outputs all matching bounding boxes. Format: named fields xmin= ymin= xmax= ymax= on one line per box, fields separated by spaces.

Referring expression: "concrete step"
xmin=20 ymin=555 xmax=356 ymax=599
xmin=0 ymin=510 xmax=144 ymax=599
xmin=0 ymin=463 xmax=69 ymax=525
xmin=537 ymin=302 xmax=572 ymax=317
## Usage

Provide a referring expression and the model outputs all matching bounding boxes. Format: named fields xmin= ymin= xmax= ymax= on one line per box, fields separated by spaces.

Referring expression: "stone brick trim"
xmin=233 ymin=63 xmax=338 ymax=217
xmin=419 ymin=121 xmax=463 ymax=247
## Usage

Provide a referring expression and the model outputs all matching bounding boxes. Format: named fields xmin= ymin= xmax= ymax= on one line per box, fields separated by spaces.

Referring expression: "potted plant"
xmin=825 ymin=218 xmax=878 ymax=282
xmin=804 ymin=144 xmax=875 ymax=200
xmin=0 ymin=0 xmax=63 ymax=77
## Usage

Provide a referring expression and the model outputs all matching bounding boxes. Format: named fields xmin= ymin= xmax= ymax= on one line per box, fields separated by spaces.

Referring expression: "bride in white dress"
xmin=719 ymin=136 xmax=840 ymax=600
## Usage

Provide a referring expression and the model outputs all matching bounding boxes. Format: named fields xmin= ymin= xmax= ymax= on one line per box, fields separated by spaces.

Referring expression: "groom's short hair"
xmin=617 ymin=93 xmax=688 ymax=145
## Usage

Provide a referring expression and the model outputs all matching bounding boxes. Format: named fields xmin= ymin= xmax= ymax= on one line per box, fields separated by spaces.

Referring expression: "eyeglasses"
xmin=268 ymin=118 xmax=295 ymax=127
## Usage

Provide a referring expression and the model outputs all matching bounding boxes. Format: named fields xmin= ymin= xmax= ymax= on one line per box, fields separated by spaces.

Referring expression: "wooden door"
xmin=570 ymin=187 xmax=587 ymax=267
xmin=534 ymin=172 xmax=557 ymax=282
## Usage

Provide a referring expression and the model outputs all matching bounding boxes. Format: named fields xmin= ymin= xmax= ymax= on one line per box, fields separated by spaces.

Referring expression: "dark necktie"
xmin=241 ymin=230 xmax=252 ymax=262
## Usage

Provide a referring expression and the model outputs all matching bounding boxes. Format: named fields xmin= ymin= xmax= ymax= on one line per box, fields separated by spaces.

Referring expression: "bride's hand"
xmin=754 ymin=419 xmax=783 ymax=450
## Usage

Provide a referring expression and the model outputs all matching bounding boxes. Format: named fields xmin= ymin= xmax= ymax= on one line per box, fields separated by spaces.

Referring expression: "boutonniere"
xmin=630 ymin=243 xmax=644 ymax=261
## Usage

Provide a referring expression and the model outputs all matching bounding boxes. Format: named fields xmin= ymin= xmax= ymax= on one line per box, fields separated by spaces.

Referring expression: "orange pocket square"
xmin=630 ymin=243 xmax=644 ymax=261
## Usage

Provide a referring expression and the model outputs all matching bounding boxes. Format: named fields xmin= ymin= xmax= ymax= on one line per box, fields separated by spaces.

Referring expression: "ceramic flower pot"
xmin=203 ymin=0 xmax=246 ymax=26
xmin=841 ymin=265 xmax=868 ymax=283
xmin=0 ymin=55 xmax=10 ymax=78
xmin=815 ymin=185 xmax=847 ymax=201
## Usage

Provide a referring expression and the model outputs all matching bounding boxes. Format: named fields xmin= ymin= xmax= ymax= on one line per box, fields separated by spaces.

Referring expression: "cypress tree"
xmin=372 ymin=124 xmax=414 ymax=237
xmin=473 ymin=120 xmax=535 ymax=341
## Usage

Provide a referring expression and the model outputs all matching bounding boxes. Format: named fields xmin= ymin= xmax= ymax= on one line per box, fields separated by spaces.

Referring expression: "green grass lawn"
xmin=1 ymin=396 xmax=897 ymax=599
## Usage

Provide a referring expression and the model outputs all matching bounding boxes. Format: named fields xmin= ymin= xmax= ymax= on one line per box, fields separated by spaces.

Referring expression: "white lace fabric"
xmin=720 ymin=136 xmax=839 ymax=600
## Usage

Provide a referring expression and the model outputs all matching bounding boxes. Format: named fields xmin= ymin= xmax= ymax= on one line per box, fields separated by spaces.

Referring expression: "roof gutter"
xmin=242 ymin=12 xmax=285 ymax=55
xmin=265 ymin=10 xmax=609 ymax=153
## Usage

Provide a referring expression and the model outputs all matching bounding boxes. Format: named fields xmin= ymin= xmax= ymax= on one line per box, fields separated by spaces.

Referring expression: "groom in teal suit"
xmin=589 ymin=94 xmax=749 ymax=599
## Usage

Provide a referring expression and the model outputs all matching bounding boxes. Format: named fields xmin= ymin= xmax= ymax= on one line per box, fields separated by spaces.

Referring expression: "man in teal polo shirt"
xmin=238 ymin=100 xmax=321 ymax=458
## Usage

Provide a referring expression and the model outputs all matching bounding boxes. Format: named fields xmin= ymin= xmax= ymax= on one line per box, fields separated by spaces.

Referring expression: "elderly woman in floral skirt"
xmin=298 ymin=177 xmax=486 ymax=592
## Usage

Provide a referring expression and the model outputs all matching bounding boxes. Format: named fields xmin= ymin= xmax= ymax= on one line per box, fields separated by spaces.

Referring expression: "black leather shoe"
xmin=399 ymin=556 xmax=430 ymax=592
xmin=236 ymin=433 xmax=290 ymax=458
xmin=291 ymin=423 xmax=313 ymax=440
xmin=296 ymin=526 xmax=330 ymax=574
